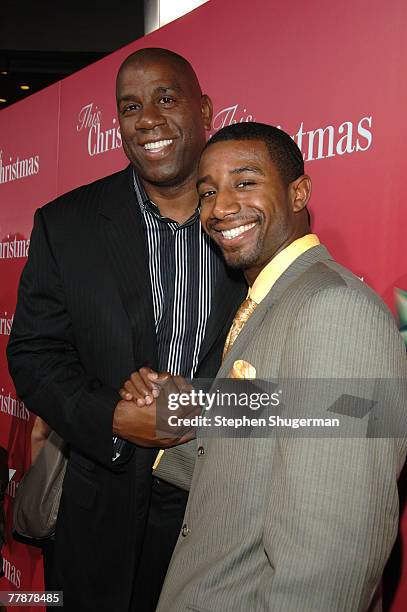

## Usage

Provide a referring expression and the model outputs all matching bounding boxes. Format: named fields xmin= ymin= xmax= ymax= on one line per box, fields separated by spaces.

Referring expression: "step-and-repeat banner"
xmin=1 ymin=0 xmax=406 ymax=609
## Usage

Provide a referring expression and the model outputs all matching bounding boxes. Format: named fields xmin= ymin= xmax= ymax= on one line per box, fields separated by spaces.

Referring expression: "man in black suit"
xmin=7 ymin=48 xmax=245 ymax=612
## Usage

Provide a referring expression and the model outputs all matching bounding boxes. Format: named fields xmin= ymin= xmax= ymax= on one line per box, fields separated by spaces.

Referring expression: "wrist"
xmin=112 ymin=400 xmax=126 ymax=437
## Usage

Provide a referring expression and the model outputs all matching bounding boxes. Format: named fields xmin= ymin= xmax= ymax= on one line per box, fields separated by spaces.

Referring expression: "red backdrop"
xmin=1 ymin=0 xmax=406 ymax=609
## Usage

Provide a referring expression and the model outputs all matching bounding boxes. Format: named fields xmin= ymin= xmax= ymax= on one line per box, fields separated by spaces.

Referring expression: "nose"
xmin=210 ymin=188 xmax=241 ymax=220
xmin=135 ymin=103 xmax=166 ymax=130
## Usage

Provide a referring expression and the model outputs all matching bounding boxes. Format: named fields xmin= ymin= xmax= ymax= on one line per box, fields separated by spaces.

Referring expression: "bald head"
xmin=116 ymin=48 xmax=202 ymax=97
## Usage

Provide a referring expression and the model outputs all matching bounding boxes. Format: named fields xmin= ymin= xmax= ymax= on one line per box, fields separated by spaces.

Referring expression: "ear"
xmin=201 ymin=94 xmax=213 ymax=131
xmin=290 ymin=175 xmax=312 ymax=212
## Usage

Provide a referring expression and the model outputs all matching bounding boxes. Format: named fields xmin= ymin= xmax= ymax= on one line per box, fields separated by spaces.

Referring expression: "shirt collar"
xmin=249 ymin=234 xmax=321 ymax=304
xmin=133 ymin=170 xmax=200 ymax=227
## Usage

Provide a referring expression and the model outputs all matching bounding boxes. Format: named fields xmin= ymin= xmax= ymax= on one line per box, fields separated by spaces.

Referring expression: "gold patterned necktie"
xmin=223 ymin=297 xmax=257 ymax=360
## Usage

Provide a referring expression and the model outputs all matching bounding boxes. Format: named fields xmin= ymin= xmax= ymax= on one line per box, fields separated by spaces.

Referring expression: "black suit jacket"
xmin=7 ymin=165 xmax=246 ymax=611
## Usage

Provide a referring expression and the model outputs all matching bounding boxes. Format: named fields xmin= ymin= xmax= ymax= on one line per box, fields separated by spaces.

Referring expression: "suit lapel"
xmin=218 ymin=245 xmax=333 ymax=377
xmin=98 ymin=165 xmax=157 ymax=368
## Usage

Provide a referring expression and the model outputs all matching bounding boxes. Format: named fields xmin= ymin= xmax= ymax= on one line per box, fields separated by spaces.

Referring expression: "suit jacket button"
xmin=197 ymin=446 xmax=205 ymax=456
xmin=181 ymin=524 xmax=190 ymax=537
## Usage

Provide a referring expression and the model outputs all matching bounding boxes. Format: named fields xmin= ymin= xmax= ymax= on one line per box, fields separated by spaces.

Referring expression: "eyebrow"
xmin=197 ymin=165 xmax=265 ymax=188
xmin=196 ymin=176 xmax=211 ymax=188
xmin=117 ymin=95 xmax=137 ymax=105
xmin=230 ymin=165 xmax=265 ymax=176
xmin=154 ymin=85 xmax=183 ymax=95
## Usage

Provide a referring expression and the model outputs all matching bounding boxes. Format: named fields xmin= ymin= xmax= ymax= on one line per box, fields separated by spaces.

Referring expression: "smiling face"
xmin=198 ymin=139 xmax=311 ymax=284
xmin=116 ymin=55 xmax=212 ymax=190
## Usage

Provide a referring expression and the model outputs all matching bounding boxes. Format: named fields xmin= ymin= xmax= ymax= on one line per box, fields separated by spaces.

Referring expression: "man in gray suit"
xmin=154 ymin=122 xmax=407 ymax=611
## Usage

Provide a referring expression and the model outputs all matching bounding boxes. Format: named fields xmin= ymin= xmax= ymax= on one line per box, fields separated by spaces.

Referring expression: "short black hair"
xmin=204 ymin=122 xmax=304 ymax=186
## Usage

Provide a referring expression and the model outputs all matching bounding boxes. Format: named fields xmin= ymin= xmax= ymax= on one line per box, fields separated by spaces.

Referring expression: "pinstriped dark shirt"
xmin=133 ymin=172 xmax=220 ymax=377
xmin=112 ymin=172 xmax=220 ymax=460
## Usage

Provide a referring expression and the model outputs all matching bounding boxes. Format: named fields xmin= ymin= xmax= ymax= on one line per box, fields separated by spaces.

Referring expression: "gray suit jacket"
xmin=157 ymin=245 xmax=407 ymax=612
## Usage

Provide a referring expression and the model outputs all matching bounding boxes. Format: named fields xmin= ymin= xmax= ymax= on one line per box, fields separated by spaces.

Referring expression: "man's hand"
xmin=31 ymin=416 xmax=52 ymax=463
xmin=114 ymin=371 xmax=198 ymax=448
xmin=119 ymin=367 xmax=164 ymax=405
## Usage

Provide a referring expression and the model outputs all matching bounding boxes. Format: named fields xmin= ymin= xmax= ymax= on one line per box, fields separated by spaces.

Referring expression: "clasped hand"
xmin=113 ymin=368 xmax=199 ymax=448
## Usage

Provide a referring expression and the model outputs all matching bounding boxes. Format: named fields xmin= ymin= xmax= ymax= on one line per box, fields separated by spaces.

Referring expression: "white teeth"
xmin=144 ymin=139 xmax=173 ymax=150
xmin=221 ymin=222 xmax=256 ymax=240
